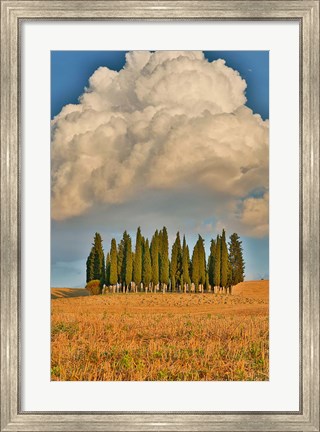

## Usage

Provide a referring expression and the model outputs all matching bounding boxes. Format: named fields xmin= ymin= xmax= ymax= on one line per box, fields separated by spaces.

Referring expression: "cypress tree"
xmin=105 ymin=252 xmax=111 ymax=286
xmin=182 ymin=235 xmax=191 ymax=287
xmin=197 ymin=235 xmax=206 ymax=286
xmin=151 ymin=230 xmax=159 ymax=287
xmin=117 ymin=235 xmax=125 ymax=284
xmin=214 ymin=235 xmax=221 ymax=288
xmin=170 ymin=232 xmax=182 ymax=291
xmin=192 ymin=241 xmax=200 ymax=288
xmin=176 ymin=233 xmax=182 ymax=287
xmin=118 ymin=231 xmax=130 ymax=284
xmin=124 ymin=234 xmax=133 ymax=287
xmin=110 ymin=238 xmax=118 ymax=285
xmin=220 ymin=229 xmax=228 ymax=288
xmin=159 ymin=226 xmax=169 ymax=285
xmin=86 ymin=246 xmax=95 ymax=283
xmin=208 ymin=239 xmax=216 ymax=287
xmin=142 ymin=239 xmax=152 ymax=288
xmin=92 ymin=232 xmax=105 ymax=285
xmin=170 ymin=242 xmax=177 ymax=291
xmin=228 ymin=233 xmax=245 ymax=286
xmin=133 ymin=227 xmax=142 ymax=286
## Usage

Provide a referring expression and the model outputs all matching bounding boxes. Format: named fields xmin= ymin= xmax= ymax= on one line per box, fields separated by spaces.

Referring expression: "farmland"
xmin=51 ymin=280 xmax=269 ymax=381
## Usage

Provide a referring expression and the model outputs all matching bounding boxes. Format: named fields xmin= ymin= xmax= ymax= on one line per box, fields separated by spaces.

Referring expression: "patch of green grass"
xmin=51 ymin=322 xmax=78 ymax=338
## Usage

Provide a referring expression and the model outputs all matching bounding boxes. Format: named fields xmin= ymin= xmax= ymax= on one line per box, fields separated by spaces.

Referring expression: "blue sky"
xmin=51 ymin=51 xmax=269 ymax=287
xmin=51 ymin=50 xmax=269 ymax=120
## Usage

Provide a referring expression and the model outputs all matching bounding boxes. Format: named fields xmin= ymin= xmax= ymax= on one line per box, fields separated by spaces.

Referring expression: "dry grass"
xmin=51 ymin=280 xmax=269 ymax=381
xmin=51 ymin=288 xmax=89 ymax=299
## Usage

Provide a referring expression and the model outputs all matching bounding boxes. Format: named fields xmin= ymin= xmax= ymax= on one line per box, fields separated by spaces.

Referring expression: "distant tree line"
xmin=86 ymin=227 xmax=245 ymax=294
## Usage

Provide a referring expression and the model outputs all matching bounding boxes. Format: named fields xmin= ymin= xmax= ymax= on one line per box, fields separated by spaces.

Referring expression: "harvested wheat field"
xmin=51 ymin=280 xmax=268 ymax=381
xmin=51 ymin=288 xmax=89 ymax=299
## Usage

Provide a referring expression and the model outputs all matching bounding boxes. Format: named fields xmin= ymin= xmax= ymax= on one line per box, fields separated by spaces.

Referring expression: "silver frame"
xmin=1 ymin=1 xmax=319 ymax=431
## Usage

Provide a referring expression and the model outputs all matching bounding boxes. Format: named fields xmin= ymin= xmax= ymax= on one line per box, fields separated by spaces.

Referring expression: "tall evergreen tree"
xmin=214 ymin=235 xmax=221 ymax=288
xmin=151 ymin=230 xmax=159 ymax=287
xmin=86 ymin=246 xmax=95 ymax=283
xmin=118 ymin=231 xmax=130 ymax=284
xmin=228 ymin=233 xmax=245 ymax=286
xmin=124 ymin=234 xmax=133 ymax=287
xmin=92 ymin=232 xmax=105 ymax=284
xmin=176 ymin=233 xmax=182 ymax=287
xmin=208 ymin=239 xmax=216 ymax=287
xmin=117 ymin=236 xmax=124 ymax=284
xmin=110 ymin=238 xmax=118 ymax=285
xmin=197 ymin=235 xmax=206 ymax=286
xmin=170 ymin=232 xmax=182 ymax=291
xmin=159 ymin=226 xmax=169 ymax=285
xmin=105 ymin=252 xmax=111 ymax=285
xmin=220 ymin=229 xmax=228 ymax=288
xmin=191 ymin=241 xmax=200 ymax=288
xmin=133 ymin=227 xmax=142 ymax=286
xmin=142 ymin=238 xmax=152 ymax=288
xmin=182 ymin=235 xmax=191 ymax=287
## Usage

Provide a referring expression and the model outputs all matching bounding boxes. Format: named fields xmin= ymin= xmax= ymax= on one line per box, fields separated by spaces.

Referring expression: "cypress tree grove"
xmin=214 ymin=235 xmax=221 ymax=289
xmin=84 ymin=227 xmax=245 ymax=296
xmin=159 ymin=226 xmax=169 ymax=287
xmin=151 ymin=230 xmax=159 ymax=289
xmin=92 ymin=232 xmax=105 ymax=285
xmin=110 ymin=238 xmax=118 ymax=285
xmin=133 ymin=227 xmax=142 ymax=286
xmin=142 ymin=238 xmax=152 ymax=289
xmin=228 ymin=232 xmax=245 ymax=291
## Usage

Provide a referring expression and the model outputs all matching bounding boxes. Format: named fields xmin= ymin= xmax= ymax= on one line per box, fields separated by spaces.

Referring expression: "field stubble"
xmin=51 ymin=280 xmax=269 ymax=381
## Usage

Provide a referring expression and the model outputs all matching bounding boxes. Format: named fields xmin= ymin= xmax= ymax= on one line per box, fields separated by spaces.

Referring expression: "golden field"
xmin=51 ymin=280 xmax=269 ymax=381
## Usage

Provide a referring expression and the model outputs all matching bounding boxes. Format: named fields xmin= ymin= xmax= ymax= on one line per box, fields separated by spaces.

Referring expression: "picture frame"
xmin=1 ymin=1 xmax=319 ymax=431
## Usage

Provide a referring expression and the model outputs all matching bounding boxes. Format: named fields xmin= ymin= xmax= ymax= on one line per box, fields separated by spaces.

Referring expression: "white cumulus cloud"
xmin=51 ymin=51 xmax=268 ymax=237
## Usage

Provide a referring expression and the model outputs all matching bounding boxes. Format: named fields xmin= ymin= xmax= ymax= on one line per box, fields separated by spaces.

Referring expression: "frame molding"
xmin=1 ymin=1 xmax=319 ymax=431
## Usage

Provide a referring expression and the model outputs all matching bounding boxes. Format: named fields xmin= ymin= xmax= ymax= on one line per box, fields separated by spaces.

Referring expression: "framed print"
xmin=1 ymin=1 xmax=319 ymax=431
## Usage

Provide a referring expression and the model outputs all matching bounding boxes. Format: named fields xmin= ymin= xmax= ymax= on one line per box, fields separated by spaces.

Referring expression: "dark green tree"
xmin=110 ymin=238 xmax=118 ymax=285
xmin=86 ymin=246 xmax=95 ymax=283
xmin=228 ymin=233 xmax=245 ymax=289
xmin=214 ymin=235 xmax=221 ymax=288
xmin=191 ymin=240 xmax=200 ymax=288
xmin=92 ymin=232 xmax=105 ymax=285
xmin=170 ymin=232 xmax=182 ymax=291
xmin=151 ymin=230 xmax=159 ymax=287
xmin=220 ymin=229 xmax=228 ymax=288
xmin=142 ymin=238 xmax=152 ymax=288
xmin=182 ymin=235 xmax=191 ymax=287
xmin=208 ymin=239 xmax=216 ymax=287
xmin=197 ymin=235 xmax=206 ymax=286
xmin=117 ymin=236 xmax=124 ymax=284
xmin=124 ymin=234 xmax=133 ymax=287
xmin=105 ymin=252 xmax=111 ymax=286
xmin=159 ymin=226 xmax=169 ymax=285
xmin=133 ymin=227 xmax=142 ymax=286
xmin=118 ymin=231 xmax=130 ymax=284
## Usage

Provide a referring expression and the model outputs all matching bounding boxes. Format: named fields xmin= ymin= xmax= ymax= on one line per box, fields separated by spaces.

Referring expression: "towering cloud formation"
xmin=51 ymin=51 xmax=268 ymax=237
